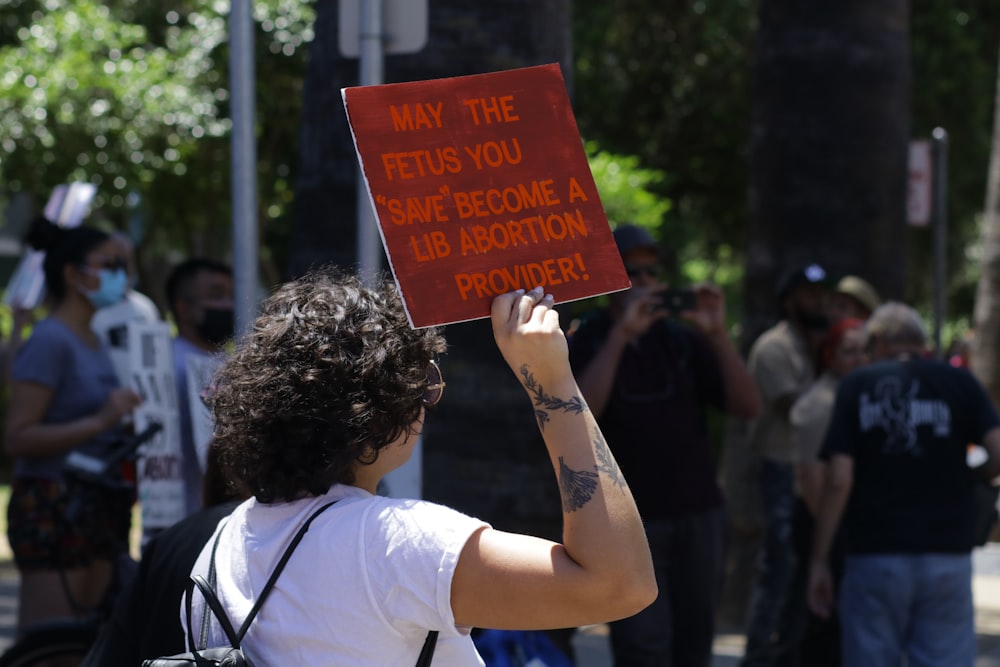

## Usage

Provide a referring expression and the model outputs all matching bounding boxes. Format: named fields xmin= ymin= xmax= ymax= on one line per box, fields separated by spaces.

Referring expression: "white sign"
xmin=47 ymin=182 xmax=97 ymax=227
xmin=5 ymin=182 xmax=98 ymax=309
xmin=338 ymin=0 xmax=428 ymax=57
xmin=4 ymin=250 xmax=47 ymax=310
xmin=129 ymin=321 xmax=185 ymax=532
xmin=908 ymin=140 xmax=932 ymax=227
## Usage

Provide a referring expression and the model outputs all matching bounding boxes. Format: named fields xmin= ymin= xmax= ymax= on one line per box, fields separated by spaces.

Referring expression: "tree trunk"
xmin=741 ymin=0 xmax=911 ymax=346
xmin=972 ymin=49 xmax=1000 ymax=404
xmin=288 ymin=0 xmax=572 ymax=536
xmin=720 ymin=0 xmax=912 ymax=627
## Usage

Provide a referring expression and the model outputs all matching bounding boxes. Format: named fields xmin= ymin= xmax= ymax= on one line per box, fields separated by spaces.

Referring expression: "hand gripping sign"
xmin=343 ymin=63 xmax=630 ymax=328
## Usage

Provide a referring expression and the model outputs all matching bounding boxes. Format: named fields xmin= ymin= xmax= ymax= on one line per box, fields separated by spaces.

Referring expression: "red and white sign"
xmin=908 ymin=140 xmax=932 ymax=227
xmin=343 ymin=64 xmax=630 ymax=328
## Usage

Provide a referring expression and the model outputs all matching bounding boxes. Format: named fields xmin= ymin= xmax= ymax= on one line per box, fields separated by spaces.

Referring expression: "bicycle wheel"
xmin=0 ymin=623 xmax=97 ymax=667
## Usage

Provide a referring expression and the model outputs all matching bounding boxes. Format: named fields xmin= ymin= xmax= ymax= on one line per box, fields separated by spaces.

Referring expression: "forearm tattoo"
xmin=558 ymin=456 xmax=599 ymax=512
xmin=520 ymin=364 xmax=587 ymax=431
xmin=593 ymin=427 xmax=627 ymax=491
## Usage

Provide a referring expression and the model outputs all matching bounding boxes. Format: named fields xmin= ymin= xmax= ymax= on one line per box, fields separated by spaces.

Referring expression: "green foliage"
xmin=587 ymin=141 xmax=671 ymax=230
xmin=0 ymin=0 xmax=312 ymax=277
xmin=573 ymin=0 xmax=1000 ymax=328
xmin=574 ymin=0 xmax=757 ymax=259
xmin=584 ymin=142 xmax=744 ymax=328
xmin=909 ymin=0 xmax=1000 ymax=319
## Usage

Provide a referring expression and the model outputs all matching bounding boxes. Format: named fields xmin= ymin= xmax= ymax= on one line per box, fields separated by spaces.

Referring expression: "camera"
xmin=658 ymin=287 xmax=696 ymax=314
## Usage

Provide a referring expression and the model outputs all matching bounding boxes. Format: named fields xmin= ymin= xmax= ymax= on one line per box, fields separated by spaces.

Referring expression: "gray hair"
xmin=864 ymin=301 xmax=927 ymax=349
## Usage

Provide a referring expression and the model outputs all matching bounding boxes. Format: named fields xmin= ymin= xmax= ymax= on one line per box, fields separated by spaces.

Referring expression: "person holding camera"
xmin=568 ymin=224 xmax=760 ymax=667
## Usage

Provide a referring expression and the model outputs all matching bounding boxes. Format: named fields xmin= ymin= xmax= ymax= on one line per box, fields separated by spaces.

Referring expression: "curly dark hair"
xmin=208 ymin=268 xmax=446 ymax=503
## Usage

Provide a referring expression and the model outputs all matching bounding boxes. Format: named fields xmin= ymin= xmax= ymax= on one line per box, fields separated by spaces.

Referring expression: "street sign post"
xmin=339 ymin=0 xmax=428 ymax=500
xmin=339 ymin=0 xmax=429 ymax=284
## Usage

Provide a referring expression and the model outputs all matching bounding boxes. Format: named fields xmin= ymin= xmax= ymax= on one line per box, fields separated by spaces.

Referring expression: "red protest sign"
xmin=343 ymin=63 xmax=630 ymax=328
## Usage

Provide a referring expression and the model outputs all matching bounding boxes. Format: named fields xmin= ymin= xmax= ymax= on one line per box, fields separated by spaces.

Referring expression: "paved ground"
xmin=571 ymin=543 xmax=1000 ymax=666
xmin=0 ymin=546 xmax=998 ymax=664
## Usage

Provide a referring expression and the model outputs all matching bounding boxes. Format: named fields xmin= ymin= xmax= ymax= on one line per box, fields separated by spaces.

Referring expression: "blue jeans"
xmin=609 ymin=507 xmax=726 ymax=667
xmin=839 ymin=553 xmax=975 ymax=667
xmin=742 ymin=460 xmax=797 ymax=667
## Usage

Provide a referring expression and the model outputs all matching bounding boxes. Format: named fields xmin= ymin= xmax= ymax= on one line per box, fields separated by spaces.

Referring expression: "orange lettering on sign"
xmin=453 ymin=253 xmax=589 ymax=300
xmin=567 ymin=177 xmax=589 ymax=203
xmin=381 ymin=147 xmax=462 ymax=181
xmin=461 ymin=95 xmax=520 ymax=125
xmin=390 ymin=102 xmax=444 ymax=131
xmin=463 ymin=139 xmax=523 ymax=170
xmin=453 ymin=180 xmax=561 ymax=220
xmin=410 ymin=231 xmax=452 ymax=262
xmin=457 ymin=210 xmax=588 ymax=255
xmin=387 ymin=195 xmax=450 ymax=224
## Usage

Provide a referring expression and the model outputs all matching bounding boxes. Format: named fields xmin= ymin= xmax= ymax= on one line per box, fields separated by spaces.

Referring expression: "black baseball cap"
xmin=612 ymin=224 xmax=660 ymax=257
xmin=776 ymin=263 xmax=832 ymax=302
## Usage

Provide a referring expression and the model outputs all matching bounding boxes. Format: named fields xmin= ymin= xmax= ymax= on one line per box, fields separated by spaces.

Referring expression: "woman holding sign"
xmin=184 ymin=269 xmax=655 ymax=665
xmin=4 ymin=218 xmax=141 ymax=635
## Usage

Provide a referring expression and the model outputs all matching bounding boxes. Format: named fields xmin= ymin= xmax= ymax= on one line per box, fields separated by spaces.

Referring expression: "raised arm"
xmin=575 ymin=285 xmax=664 ymax=417
xmin=684 ymin=284 xmax=759 ymax=419
xmin=450 ymin=287 xmax=656 ymax=630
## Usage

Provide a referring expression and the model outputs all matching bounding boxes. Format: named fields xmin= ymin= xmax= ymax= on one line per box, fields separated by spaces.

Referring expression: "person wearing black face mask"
xmin=164 ymin=258 xmax=234 ymax=528
xmin=740 ymin=264 xmax=834 ymax=667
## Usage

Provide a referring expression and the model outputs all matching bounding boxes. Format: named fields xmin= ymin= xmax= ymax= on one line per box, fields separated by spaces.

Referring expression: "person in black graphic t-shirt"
xmin=809 ymin=302 xmax=1000 ymax=667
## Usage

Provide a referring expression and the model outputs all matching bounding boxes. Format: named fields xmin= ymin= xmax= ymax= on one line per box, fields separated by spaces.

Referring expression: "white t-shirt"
xmin=185 ymin=485 xmax=489 ymax=665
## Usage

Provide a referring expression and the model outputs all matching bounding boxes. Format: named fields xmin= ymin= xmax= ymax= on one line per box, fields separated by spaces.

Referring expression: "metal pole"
xmin=931 ymin=127 xmax=948 ymax=357
xmin=356 ymin=0 xmax=384 ymax=285
xmin=230 ymin=0 xmax=259 ymax=338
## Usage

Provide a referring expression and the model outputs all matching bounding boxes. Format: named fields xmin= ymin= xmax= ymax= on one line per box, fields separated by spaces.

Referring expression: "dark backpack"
xmin=142 ymin=501 xmax=439 ymax=667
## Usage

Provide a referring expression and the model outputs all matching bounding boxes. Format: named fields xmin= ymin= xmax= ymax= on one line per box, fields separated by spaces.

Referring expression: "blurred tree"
xmin=910 ymin=0 xmax=1000 ymax=321
xmin=0 ymin=0 xmax=311 ymax=302
xmin=2 ymin=0 xmax=996 ymax=323
xmin=572 ymin=0 xmax=1000 ymax=342
xmin=573 ymin=0 xmax=756 ymax=283
xmin=741 ymin=0 xmax=911 ymax=345
xmin=972 ymin=48 xmax=1000 ymax=405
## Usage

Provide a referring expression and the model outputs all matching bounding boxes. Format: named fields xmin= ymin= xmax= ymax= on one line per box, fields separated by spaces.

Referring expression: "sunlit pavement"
xmin=572 ymin=543 xmax=1000 ymax=667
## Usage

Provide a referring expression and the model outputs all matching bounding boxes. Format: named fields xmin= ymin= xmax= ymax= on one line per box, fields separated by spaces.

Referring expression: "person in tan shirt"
xmin=742 ymin=264 xmax=832 ymax=667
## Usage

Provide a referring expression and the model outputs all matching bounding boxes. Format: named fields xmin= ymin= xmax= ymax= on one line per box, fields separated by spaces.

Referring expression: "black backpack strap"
xmin=190 ymin=516 xmax=231 ymax=651
xmin=416 ymin=630 xmax=438 ymax=667
xmin=192 ymin=501 xmax=337 ymax=648
xmin=233 ymin=501 xmax=337 ymax=641
xmin=193 ymin=574 xmax=242 ymax=646
xmin=184 ymin=577 xmax=196 ymax=652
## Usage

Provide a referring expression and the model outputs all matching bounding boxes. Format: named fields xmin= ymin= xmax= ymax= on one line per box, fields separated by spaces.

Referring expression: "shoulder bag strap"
xmin=193 ymin=516 xmax=232 ymax=650
xmin=190 ymin=501 xmax=336 ymax=649
xmin=416 ymin=630 xmax=438 ymax=667
xmin=192 ymin=574 xmax=242 ymax=646
xmin=232 ymin=500 xmax=338 ymax=641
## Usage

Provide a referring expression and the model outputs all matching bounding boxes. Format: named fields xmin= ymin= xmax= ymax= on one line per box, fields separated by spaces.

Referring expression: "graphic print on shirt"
xmin=858 ymin=376 xmax=951 ymax=456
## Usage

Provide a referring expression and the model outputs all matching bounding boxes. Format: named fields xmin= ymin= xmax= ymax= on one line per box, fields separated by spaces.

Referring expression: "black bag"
xmin=143 ymin=501 xmax=439 ymax=667
xmin=972 ymin=476 xmax=1000 ymax=547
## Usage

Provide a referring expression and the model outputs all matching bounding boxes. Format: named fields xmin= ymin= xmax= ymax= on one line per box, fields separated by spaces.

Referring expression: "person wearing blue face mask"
xmin=4 ymin=216 xmax=143 ymax=637
xmin=91 ymin=232 xmax=162 ymax=387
